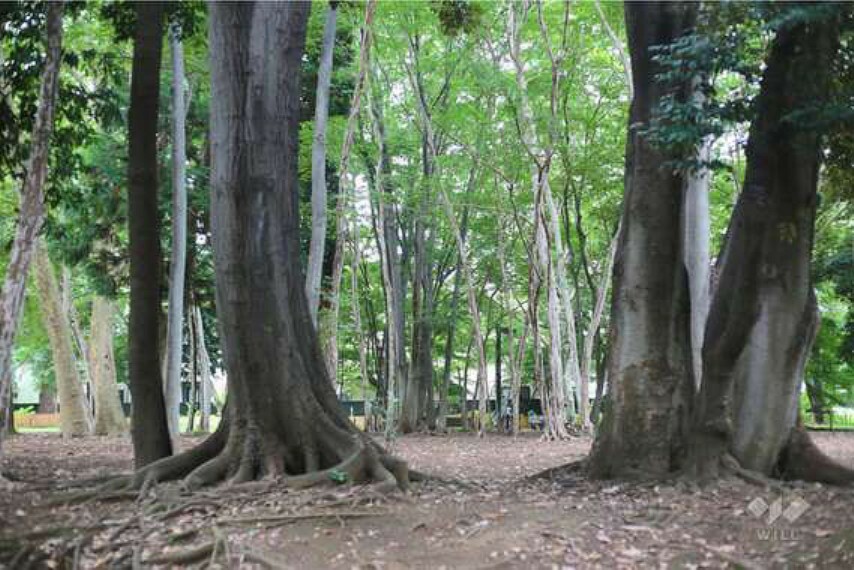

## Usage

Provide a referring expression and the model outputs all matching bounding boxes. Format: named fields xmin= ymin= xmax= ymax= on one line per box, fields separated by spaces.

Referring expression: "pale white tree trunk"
xmin=324 ymin=0 xmax=376 ymax=384
xmin=497 ymin=224 xmax=528 ymax=436
xmin=164 ymin=26 xmax=188 ymax=438
xmin=509 ymin=4 xmax=570 ymax=438
xmin=580 ymin=224 xmax=620 ymax=419
xmin=90 ymin=296 xmax=127 ymax=435
xmin=61 ymin=267 xmax=97 ymax=424
xmin=683 ymin=136 xmax=712 ymax=389
xmin=33 ymin=241 xmax=92 ymax=437
xmin=305 ymin=4 xmax=338 ymax=326
xmin=192 ymin=306 xmax=213 ymax=433
xmin=0 ymin=3 xmax=64 ymax=453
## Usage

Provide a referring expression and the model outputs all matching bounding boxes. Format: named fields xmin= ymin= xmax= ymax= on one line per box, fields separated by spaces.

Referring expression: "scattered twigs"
xmin=217 ymin=510 xmax=388 ymax=528
xmin=145 ymin=539 xmax=216 ymax=566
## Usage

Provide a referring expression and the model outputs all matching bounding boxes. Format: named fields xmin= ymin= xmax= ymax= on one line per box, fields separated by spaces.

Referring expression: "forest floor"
xmin=2 ymin=431 xmax=854 ymax=569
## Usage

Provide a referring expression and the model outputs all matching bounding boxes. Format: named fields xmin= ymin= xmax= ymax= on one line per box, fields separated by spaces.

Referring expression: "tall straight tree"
xmin=127 ymin=0 xmax=407 ymax=491
xmin=305 ymin=2 xmax=339 ymax=326
xmin=588 ymin=2 xmax=697 ymax=479
xmin=692 ymin=7 xmax=853 ymax=483
xmin=0 ymin=2 xmax=63 ymax=460
xmin=164 ymin=23 xmax=188 ymax=439
xmin=127 ymin=2 xmax=172 ymax=467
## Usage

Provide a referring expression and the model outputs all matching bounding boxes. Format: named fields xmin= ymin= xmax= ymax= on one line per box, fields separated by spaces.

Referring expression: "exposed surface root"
xmin=779 ymin=426 xmax=854 ymax=485
xmin=527 ymin=459 xmax=587 ymax=482
xmin=114 ymin=425 xmax=410 ymax=495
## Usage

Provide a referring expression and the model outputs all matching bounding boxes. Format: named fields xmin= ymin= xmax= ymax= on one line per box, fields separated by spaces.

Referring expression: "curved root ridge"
xmin=121 ymin=434 xmax=409 ymax=494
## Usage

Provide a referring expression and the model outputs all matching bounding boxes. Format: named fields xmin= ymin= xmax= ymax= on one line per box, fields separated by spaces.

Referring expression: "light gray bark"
xmin=683 ymin=137 xmax=711 ymax=389
xmin=90 ymin=296 xmax=127 ymax=435
xmin=34 ymin=241 xmax=92 ymax=437
xmin=324 ymin=0 xmax=376 ymax=385
xmin=192 ymin=306 xmax=213 ymax=433
xmin=165 ymin=26 xmax=188 ymax=438
xmin=0 ymin=2 xmax=64 ymax=451
xmin=305 ymin=4 xmax=338 ymax=326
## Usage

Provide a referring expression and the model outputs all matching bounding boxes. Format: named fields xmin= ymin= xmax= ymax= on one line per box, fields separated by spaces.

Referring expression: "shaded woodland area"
xmin=1 ymin=1 xmax=853 ymax=568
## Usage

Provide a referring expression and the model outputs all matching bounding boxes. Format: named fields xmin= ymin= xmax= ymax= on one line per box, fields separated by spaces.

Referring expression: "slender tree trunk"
xmin=367 ymin=73 xmax=407 ymax=438
xmin=683 ymin=88 xmax=712 ymax=391
xmin=63 ymin=270 xmax=95 ymax=424
xmin=580 ymin=226 xmax=619 ymax=426
xmin=324 ymin=0 xmax=376 ymax=386
xmin=33 ymin=242 xmax=91 ymax=437
xmin=438 ymin=180 xmax=488 ymax=437
xmin=0 ymin=2 xmax=63 ymax=459
xmin=90 ymin=297 xmax=127 ymax=435
xmin=438 ymin=221 xmax=466 ymax=432
xmin=306 ymin=3 xmax=338 ymax=326
xmin=350 ymin=211 xmax=370 ymax=425
xmin=127 ymin=1 xmax=173 ymax=467
xmin=128 ymin=1 xmax=408 ymax=491
xmin=691 ymin=12 xmax=851 ymax=483
xmin=588 ymin=2 xmax=697 ymax=478
xmin=165 ymin=25 xmax=188 ymax=439
xmin=186 ymin=302 xmax=197 ymax=434
xmin=193 ymin=306 xmax=213 ymax=433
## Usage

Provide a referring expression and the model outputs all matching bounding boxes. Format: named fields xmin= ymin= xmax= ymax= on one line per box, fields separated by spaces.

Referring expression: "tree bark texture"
xmin=33 ymin=241 xmax=92 ymax=437
xmin=305 ymin=3 xmax=338 ymax=326
xmin=165 ymin=25 xmax=188 ymax=439
xmin=127 ymin=1 xmax=173 ymax=467
xmin=589 ymin=2 xmax=697 ymax=478
xmin=90 ymin=296 xmax=127 ymax=435
xmin=692 ymin=12 xmax=847 ymax=481
xmin=0 ymin=1 xmax=63 ymax=453
xmin=129 ymin=1 xmax=407 ymax=491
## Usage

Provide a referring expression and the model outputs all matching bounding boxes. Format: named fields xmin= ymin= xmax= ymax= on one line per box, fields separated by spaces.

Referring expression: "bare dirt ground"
xmin=2 ymin=431 xmax=854 ymax=569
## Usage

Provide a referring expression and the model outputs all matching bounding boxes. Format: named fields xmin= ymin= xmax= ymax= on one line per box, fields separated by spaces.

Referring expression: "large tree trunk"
xmin=164 ymin=25 xmax=188 ymax=439
xmin=588 ymin=2 xmax=697 ymax=479
xmin=33 ymin=242 xmax=92 ymax=437
xmin=692 ymin=12 xmax=849 ymax=482
xmin=131 ymin=1 xmax=406 ymax=491
xmin=305 ymin=3 xmax=338 ymax=326
xmin=127 ymin=1 xmax=173 ymax=467
xmin=0 ymin=2 xmax=63 ymax=460
xmin=90 ymin=297 xmax=127 ymax=435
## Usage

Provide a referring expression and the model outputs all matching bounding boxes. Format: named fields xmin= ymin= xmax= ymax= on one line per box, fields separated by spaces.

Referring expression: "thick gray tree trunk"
xmin=33 ymin=241 xmax=92 ymax=437
xmin=90 ymin=296 xmax=127 ymax=435
xmin=692 ymin=12 xmax=852 ymax=484
xmin=305 ymin=3 xmax=338 ymax=326
xmin=129 ymin=1 xmax=407 ymax=491
xmin=0 ymin=2 xmax=63 ymax=458
xmin=165 ymin=26 xmax=188 ymax=439
xmin=588 ymin=2 xmax=697 ymax=478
